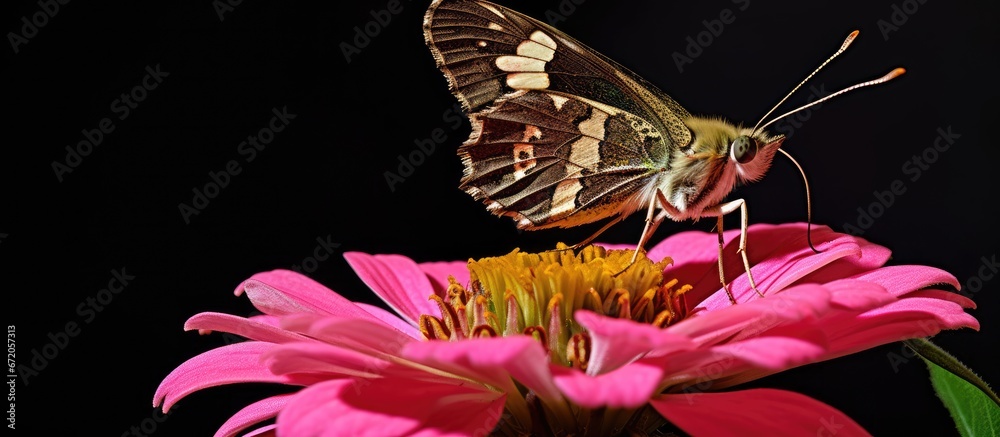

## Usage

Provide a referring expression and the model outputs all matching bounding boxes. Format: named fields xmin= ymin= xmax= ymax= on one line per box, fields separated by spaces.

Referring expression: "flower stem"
xmin=903 ymin=338 xmax=1000 ymax=406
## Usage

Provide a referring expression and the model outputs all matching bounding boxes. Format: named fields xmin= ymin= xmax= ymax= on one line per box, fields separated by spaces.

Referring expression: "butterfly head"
xmin=683 ymin=117 xmax=784 ymax=185
xmin=729 ymin=129 xmax=785 ymax=183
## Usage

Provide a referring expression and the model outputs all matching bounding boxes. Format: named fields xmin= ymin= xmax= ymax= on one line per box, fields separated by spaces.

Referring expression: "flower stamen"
xmin=417 ymin=245 xmax=693 ymax=435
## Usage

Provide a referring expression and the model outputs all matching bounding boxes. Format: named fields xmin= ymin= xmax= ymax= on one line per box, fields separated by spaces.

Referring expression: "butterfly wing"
xmin=424 ymin=0 xmax=693 ymax=229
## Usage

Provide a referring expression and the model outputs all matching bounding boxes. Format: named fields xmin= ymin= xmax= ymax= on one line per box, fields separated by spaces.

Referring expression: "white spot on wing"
xmin=551 ymin=179 xmax=582 ymax=219
xmin=477 ymin=41 xmax=488 ymax=48
xmin=530 ymin=30 xmax=557 ymax=49
xmin=569 ymin=137 xmax=601 ymax=172
xmin=496 ymin=56 xmax=546 ymax=72
xmin=516 ymin=40 xmax=555 ymax=61
xmin=506 ymin=73 xmax=549 ymax=90
xmin=501 ymin=31 xmax=556 ymax=89
xmin=578 ymin=110 xmax=607 ymax=139
xmin=550 ymin=95 xmax=569 ymax=110
xmin=565 ymin=110 xmax=607 ymax=172
xmin=488 ymin=22 xmax=504 ymax=31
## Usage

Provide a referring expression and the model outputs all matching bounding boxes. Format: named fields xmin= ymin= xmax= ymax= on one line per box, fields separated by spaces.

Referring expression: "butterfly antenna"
xmin=777 ymin=149 xmax=820 ymax=254
xmin=752 ymin=30 xmax=860 ymax=135
xmin=758 ymin=68 xmax=906 ymax=132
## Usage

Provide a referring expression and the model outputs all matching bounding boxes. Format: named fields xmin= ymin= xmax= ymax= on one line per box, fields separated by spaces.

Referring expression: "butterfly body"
xmin=425 ymin=0 xmax=784 ymax=235
xmin=425 ymin=0 xmax=906 ymax=304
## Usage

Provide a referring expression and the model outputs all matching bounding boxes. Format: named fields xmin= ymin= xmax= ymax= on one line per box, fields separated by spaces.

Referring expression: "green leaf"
xmin=904 ymin=338 xmax=1000 ymax=436
xmin=928 ymin=360 xmax=1000 ymax=436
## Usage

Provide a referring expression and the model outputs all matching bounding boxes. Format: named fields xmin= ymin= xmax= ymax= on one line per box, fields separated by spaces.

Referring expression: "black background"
xmin=2 ymin=0 xmax=998 ymax=435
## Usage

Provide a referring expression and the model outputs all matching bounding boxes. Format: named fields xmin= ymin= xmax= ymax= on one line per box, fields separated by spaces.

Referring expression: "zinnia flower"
xmin=153 ymin=223 xmax=978 ymax=436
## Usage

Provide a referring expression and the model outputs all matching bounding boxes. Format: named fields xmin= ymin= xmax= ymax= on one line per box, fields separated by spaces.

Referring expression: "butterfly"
xmin=423 ymin=0 xmax=903 ymax=303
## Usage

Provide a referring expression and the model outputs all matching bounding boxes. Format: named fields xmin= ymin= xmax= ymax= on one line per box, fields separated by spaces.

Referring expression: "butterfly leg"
xmin=613 ymin=190 xmax=682 ymax=276
xmin=627 ymin=195 xmax=661 ymax=264
xmin=713 ymin=216 xmax=735 ymax=304
xmin=624 ymin=189 xmax=682 ymax=267
xmin=702 ymin=198 xmax=762 ymax=304
xmin=568 ymin=213 xmax=628 ymax=251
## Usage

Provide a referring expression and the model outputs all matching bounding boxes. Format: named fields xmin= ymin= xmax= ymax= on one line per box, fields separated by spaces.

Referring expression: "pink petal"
xmin=652 ymin=223 xmax=842 ymax=279
xmin=574 ymin=311 xmax=694 ymax=375
xmin=848 ymin=265 xmax=960 ymax=297
xmin=710 ymin=294 xmax=978 ymax=388
xmin=235 ymin=270 xmax=376 ymax=321
xmin=551 ymin=361 xmax=664 ymax=408
xmin=821 ymin=296 xmax=980 ymax=359
xmin=355 ymin=303 xmax=423 ymax=339
xmin=654 ymin=347 xmax=762 ymax=392
xmin=652 ymin=224 xmax=888 ymax=310
xmin=154 ymin=342 xmax=311 ymax=412
xmin=263 ymin=341 xmax=398 ymax=379
xmin=402 ymin=336 xmax=561 ymax=400
xmin=277 ymin=378 xmax=505 ymax=437
xmin=669 ymin=283 xmax=835 ymax=346
xmin=702 ymin=231 xmax=885 ymax=309
xmin=905 ymin=289 xmax=976 ymax=309
xmin=821 ymin=279 xmax=898 ymax=311
xmin=651 ymin=389 xmax=870 ymax=437
xmin=247 ymin=314 xmax=282 ymax=327
xmin=280 ymin=313 xmax=415 ymax=357
xmin=655 ymin=327 xmax=828 ymax=390
xmin=213 ymin=394 xmax=292 ymax=437
xmin=184 ymin=312 xmax=307 ymax=344
xmin=705 ymin=326 xmax=828 ymax=369
xmin=419 ymin=260 xmax=470 ymax=296
xmin=774 ymin=236 xmax=891 ymax=287
xmin=344 ymin=252 xmax=440 ymax=327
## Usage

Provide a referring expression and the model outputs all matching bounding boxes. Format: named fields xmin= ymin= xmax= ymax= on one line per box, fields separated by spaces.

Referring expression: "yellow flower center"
xmin=419 ymin=244 xmax=691 ymax=370
xmin=415 ymin=245 xmax=694 ymax=436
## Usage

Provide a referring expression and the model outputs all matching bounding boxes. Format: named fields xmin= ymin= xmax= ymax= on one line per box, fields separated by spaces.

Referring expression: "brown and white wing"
xmin=424 ymin=0 xmax=692 ymax=229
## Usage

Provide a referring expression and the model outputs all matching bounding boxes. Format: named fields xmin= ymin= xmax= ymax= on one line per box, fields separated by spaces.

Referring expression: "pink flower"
xmin=153 ymin=223 xmax=978 ymax=436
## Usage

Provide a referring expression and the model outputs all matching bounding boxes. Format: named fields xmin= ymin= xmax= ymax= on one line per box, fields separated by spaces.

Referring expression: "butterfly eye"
xmin=731 ymin=135 xmax=758 ymax=164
